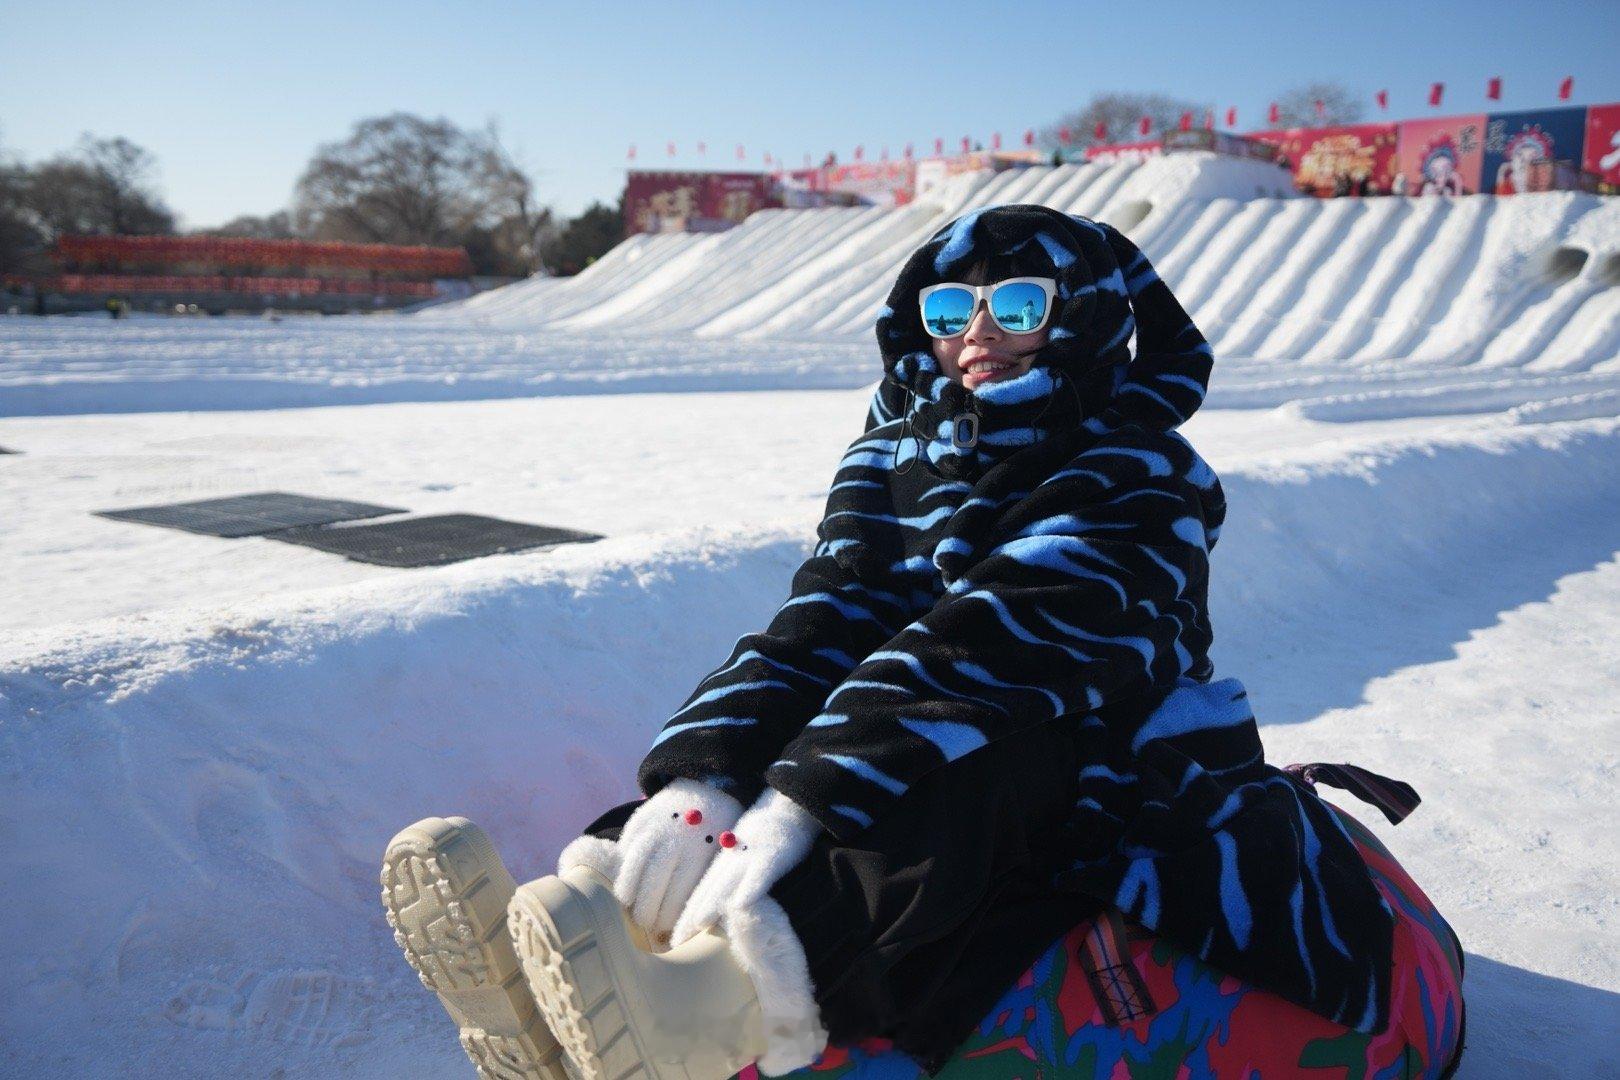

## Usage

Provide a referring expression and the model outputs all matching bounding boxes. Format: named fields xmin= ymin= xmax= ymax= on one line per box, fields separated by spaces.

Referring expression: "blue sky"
xmin=3 ymin=0 xmax=1617 ymax=229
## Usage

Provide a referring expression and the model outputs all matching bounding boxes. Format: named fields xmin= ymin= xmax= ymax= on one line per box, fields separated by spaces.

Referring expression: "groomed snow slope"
xmin=9 ymin=154 xmax=1616 ymax=419
xmin=433 ymin=153 xmax=1620 ymax=371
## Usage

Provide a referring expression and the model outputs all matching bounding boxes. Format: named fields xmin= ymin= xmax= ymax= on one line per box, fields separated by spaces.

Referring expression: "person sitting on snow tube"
xmin=380 ymin=204 xmax=1467 ymax=1080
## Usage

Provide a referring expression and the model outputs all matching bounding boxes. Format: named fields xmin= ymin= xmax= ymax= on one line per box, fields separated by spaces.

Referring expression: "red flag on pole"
xmin=666 ymin=141 xmax=676 ymax=157
xmin=934 ymin=137 xmax=943 ymax=155
xmin=1204 ymin=110 xmax=1214 ymax=131
xmin=1428 ymin=82 xmax=1444 ymax=107
xmin=1314 ymin=98 xmax=1325 ymax=120
xmin=1059 ymin=126 xmax=1072 ymax=144
xmin=1375 ymin=89 xmax=1388 ymax=110
xmin=1093 ymin=120 xmax=1106 ymax=140
xmin=854 ymin=144 xmax=864 ymax=161
xmin=627 ymin=144 xmax=636 ymax=161
xmin=1486 ymin=77 xmax=1501 ymax=101
xmin=1225 ymin=106 xmax=1237 ymax=127
xmin=904 ymin=142 xmax=914 ymax=159
xmin=1022 ymin=128 xmax=1033 ymax=147
xmin=1267 ymin=102 xmax=1279 ymax=125
xmin=992 ymin=131 xmax=1002 ymax=149
xmin=1558 ymin=76 xmax=1574 ymax=100
xmin=1179 ymin=111 xmax=1192 ymax=132
xmin=961 ymin=135 xmax=971 ymax=152
xmin=1138 ymin=116 xmax=1151 ymax=136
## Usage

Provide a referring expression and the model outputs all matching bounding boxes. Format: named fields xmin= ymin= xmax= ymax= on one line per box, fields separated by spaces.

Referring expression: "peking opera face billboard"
xmin=1395 ymin=115 xmax=1485 ymax=195
xmin=1248 ymin=123 xmax=1399 ymax=195
xmin=1482 ymin=107 xmax=1587 ymax=195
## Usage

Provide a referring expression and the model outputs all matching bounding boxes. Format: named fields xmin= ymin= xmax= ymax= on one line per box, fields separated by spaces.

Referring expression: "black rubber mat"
xmin=269 ymin=514 xmax=602 ymax=567
xmin=95 ymin=491 xmax=407 ymax=538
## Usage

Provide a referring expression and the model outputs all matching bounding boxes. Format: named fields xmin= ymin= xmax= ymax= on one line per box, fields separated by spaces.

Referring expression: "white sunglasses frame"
xmin=917 ymin=276 xmax=1059 ymax=339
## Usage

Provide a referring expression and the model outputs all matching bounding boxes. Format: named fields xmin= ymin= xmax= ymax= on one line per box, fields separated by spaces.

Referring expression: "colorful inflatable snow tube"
xmin=746 ymin=802 xmax=1465 ymax=1080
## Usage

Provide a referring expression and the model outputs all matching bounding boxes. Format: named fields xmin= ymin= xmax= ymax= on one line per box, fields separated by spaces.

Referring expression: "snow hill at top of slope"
xmin=428 ymin=152 xmax=1620 ymax=372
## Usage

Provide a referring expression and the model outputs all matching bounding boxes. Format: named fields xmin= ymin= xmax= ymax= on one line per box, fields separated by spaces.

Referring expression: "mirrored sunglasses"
xmin=918 ymin=277 xmax=1057 ymax=339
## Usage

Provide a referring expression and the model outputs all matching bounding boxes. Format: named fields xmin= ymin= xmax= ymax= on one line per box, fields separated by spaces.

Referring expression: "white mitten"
xmin=671 ymin=787 xmax=822 ymax=948
xmin=611 ymin=778 xmax=745 ymax=939
xmin=557 ymin=834 xmax=622 ymax=881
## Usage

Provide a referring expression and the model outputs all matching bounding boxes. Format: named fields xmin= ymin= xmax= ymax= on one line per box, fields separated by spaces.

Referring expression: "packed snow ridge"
xmin=434 ymin=152 xmax=1620 ymax=370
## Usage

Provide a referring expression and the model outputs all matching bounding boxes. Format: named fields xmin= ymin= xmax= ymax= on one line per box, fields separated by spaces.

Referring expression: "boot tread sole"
xmin=510 ymin=880 xmax=656 ymax=1080
xmin=381 ymin=817 xmax=568 ymax=1080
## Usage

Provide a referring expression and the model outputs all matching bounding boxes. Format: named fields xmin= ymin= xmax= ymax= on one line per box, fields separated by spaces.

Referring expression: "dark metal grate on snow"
xmin=94 ymin=491 xmax=407 ymax=538
xmin=268 ymin=514 xmax=602 ymax=567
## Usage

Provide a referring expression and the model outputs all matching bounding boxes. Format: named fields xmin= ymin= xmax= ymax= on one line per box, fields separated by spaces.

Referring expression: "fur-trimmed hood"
xmin=868 ymin=205 xmax=1215 ymax=479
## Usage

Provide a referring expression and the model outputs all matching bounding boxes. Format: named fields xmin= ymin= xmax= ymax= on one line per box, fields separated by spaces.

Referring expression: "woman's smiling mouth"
xmin=961 ymin=357 xmax=1022 ymax=387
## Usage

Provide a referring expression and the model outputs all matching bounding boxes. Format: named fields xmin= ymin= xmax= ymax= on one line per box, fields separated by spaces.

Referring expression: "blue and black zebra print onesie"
xmin=637 ymin=205 xmax=1398 ymax=1037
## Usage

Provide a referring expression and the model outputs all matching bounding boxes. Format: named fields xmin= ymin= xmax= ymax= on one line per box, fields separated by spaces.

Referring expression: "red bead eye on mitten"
xmin=610 ymin=779 xmax=746 ymax=938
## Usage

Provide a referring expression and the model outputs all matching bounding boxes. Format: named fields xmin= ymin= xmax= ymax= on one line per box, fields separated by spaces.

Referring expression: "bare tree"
xmin=294 ymin=113 xmax=496 ymax=245
xmin=24 ymin=134 xmax=175 ymax=238
xmin=474 ymin=121 xmax=554 ymax=275
xmin=0 ymin=132 xmax=46 ymax=274
xmin=1042 ymin=91 xmax=1211 ymax=148
xmin=1271 ymin=81 xmax=1366 ymax=128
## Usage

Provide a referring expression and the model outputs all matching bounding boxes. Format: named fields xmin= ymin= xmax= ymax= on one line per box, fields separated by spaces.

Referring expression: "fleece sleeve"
xmin=764 ymin=458 xmax=1212 ymax=839
xmin=636 ymin=462 xmax=913 ymax=805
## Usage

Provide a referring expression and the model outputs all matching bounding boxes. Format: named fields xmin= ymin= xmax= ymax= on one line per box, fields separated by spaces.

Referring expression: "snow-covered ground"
xmin=5 ymin=377 xmax=1617 ymax=1078
xmin=3 ymin=155 xmax=1619 ymax=1076
xmin=0 ymin=391 xmax=1526 ymax=633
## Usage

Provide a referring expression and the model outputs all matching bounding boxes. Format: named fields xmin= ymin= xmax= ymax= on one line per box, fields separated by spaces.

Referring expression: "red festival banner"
xmin=821 ymin=160 xmax=917 ymax=207
xmin=1084 ymin=140 xmax=1163 ymax=164
xmin=1584 ymin=103 xmax=1620 ymax=187
xmin=1395 ymin=114 xmax=1485 ymax=195
xmin=624 ymin=171 xmax=780 ymax=235
xmin=1247 ymin=123 xmax=1400 ymax=195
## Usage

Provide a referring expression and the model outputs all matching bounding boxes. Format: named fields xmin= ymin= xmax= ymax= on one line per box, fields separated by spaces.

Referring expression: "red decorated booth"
xmin=34 ymin=235 xmax=473 ymax=314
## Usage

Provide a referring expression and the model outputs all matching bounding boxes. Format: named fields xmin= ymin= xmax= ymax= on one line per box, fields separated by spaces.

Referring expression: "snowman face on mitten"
xmin=610 ymin=780 xmax=746 ymax=938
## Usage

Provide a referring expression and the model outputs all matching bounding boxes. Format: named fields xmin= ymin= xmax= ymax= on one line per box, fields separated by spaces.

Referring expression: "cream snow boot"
xmin=382 ymin=816 xmax=570 ymax=1080
xmin=507 ymin=864 xmax=771 ymax=1080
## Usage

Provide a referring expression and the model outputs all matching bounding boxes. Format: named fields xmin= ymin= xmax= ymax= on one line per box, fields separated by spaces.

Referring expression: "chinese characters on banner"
xmin=1395 ymin=115 xmax=1486 ymax=195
